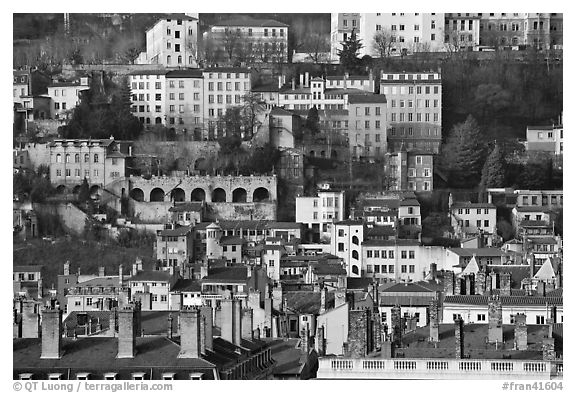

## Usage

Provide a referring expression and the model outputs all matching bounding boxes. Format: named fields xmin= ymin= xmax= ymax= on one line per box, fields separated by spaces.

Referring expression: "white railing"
xmin=317 ymin=358 xmax=558 ymax=380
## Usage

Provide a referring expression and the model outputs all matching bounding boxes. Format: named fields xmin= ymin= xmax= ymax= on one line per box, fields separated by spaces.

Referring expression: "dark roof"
xmin=105 ymin=151 xmax=127 ymax=158
xmin=213 ymin=17 xmax=288 ymax=28
xmin=488 ymin=265 xmax=531 ymax=289
xmin=365 ymin=226 xmax=396 ymax=237
xmin=444 ymin=295 xmax=563 ymax=306
xmin=128 ymin=70 xmax=168 ymax=76
xmin=448 ymin=248 xmax=506 ymax=257
xmin=284 ymin=291 xmax=335 ymax=315
xmin=13 ymin=265 xmax=42 ymax=273
xmin=48 ymin=82 xmax=88 ymax=88
xmin=168 ymin=202 xmax=203 ymax=212
xmin=348 ymin=94 xmax=387 ymax=104
xmin=158 ymin=225 xmax=193 ymax=236
xmin=326 ymin=75 xmax=370 ymax=80
xmin=166 ymin=69 xmax=203 ymax=78
xmin=49 ymin=139 xmax=115 ymax=147
xmin=171 ymin=279 xmax=202 ymax=292
xmin=451 ymin=202 xmax=496 ymax=209
xmin=269 ymin=338 xmax=306 ymax=375
xmin=346 ymin=277 xmax=374 ymax=291
xmin=204 ymin=267 xmax=247 ymax=283
xmin=358 ymin=198 xmax=400 ymax=210
xmin=203 ymin=67 xmax=251 ymax=73
xmin=514 ymin=206 xmax=553 ymax=213
xmin=313 ymin=263 xmax=346 ymax=276
xmin=324 ymin=87 xmax=370 ymax=95
xmin=252 ymin=83 xmax=280 ymax=92
xmin=334 ymin=219 xmax=364 ymax=226
xmin=162 ymin=13 xmax=198 ymax=21
xmin=379 ymin=296 xmax=434 ymax=307
xmin=381 ymin=282 xmax=437 ymax=293
xmin=220 ymin=236 xmax=245 ymax=245
xmin=129 ymin=270 xmax=172 ymax=282
xmin=527 ymin=238 xmax=558 ymax=245
xmin=400 ymin=199 xmax=420 ymax=206
xmin=362 ymin=239 xmax=420 ymax=247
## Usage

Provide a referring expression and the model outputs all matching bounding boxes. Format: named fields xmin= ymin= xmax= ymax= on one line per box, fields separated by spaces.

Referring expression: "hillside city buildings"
xmin=13 ymin=12 xmax=563 ymax=381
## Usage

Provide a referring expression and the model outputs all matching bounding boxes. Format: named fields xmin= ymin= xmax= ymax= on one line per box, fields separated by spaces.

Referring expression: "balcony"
xmin=317 ymin=358 xmax=561 ymax=379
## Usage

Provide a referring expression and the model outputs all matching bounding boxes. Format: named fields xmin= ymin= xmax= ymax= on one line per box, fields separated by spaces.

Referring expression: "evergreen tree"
xmin=305 ymin=106 xmax=320 ymax=135
xmin=337 ymin=28 xmax=363 ymax=72
xmin=480 ymin=143 xmax=507 ymax=189
xmin=440 ymin=115 xmax=487 ymax=189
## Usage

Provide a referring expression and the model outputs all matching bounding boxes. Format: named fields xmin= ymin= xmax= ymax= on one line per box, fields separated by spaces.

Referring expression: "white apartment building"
xmin=347 ymin=94 xmax=388 ymax=159
xmin=362 ymin=239 xmax=424 ymax=282
xmin=296 ymin=190 xmax=345 ymax=243
xmin=358 ymin=13 xmax=445 ymax=57
xmin=450 ymin=202 xmax=497 ymax=237
xmin=165 ymin=69 xmax=203 ymax=136
xmin=444 ymin=14 xmax=481 ymax=49
xmin=129 ymin=70 xmax=167 ymax=127
xmin=330 ymin=220 xmax=364 ymax=278
xmin=139 ymin=14 xmax=199 ymax=67
xmin=525 ymin=124 xmax=563 ymax=156
xmin=47 ymin=77 xmax=90 ymax=120
xmin=330 ymin=13 xmax=361 ymax=61
xmin=379 ymin=71 xmax=442 ymax=153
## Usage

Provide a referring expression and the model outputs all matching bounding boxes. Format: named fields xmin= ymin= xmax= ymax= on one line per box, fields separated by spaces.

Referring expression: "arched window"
xmin=352 ymin=265 xmax=359 ymax=275
xmin=94 ymin=154 xmax=99 ymax=163
xmin=84 ymin=154 xmax=89 ymax=163
xmin=167 ymin=55 xmax=171 ymax=65
xmin=189 ymin=56 xmax=193 ymax=64
xmin=65 ymin=154 xmax=70 ymax=163
xmin=75 ymin=154 xmax=80 ymax=163
xmin=56 ymin=154 xmax=62 ymax=163
xmin=177 ymin=56 xmax=182 ymax=64
xmin=352 ymin=250 xmax=359 ymax=260
xmin=352 ymin=236 xmax=359 ymax=245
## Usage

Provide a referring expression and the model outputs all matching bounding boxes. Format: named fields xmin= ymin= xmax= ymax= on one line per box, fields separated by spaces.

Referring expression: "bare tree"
xmin=304 ymin=33 xmax=330 ymax=64
xmin=199 ymin=35 xmax=218 ymax=66
xmin=372 ymin=29 xmax=395 ymax=58
xmin=241 ymin=92 xmax=266 ymax=138
xmin=222 ymin=29 xmax=242 ymax=63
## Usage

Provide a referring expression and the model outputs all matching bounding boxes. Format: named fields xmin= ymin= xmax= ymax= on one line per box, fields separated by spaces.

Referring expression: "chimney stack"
xmin=136 ymin=258 xmax=143 ymax=272
xmin=300 ymin=325 xmax=310 ymax=354
xmin=117 ymin=306 xmax=137 ymax=358
xmin=291 ymin=78 xmax=295 ymax=90
xmin=391 ymin=305 xmax=402 ymax=348
xmin=429 ymin=299 xmax=439 ymax=342
xmin=454 ymin=316 xmax=464 ymax=359
xmin=344 ymin=72 xmax=348 ymax=90
xmin=299 ymin=74 xmax=304 ymax=87
xmin=109 ymin=309 xmax=117 ymax=337
xmin=40 ymin=307 xmax=63 ymax=359
xmin=234 ymin=299 xmax=242 ymax=345
xmin=221 ymin=291 xmax=242 ymax=346
xmin=500 ymin=272 xmax=511 ymax=296
xmin=167 ymin=313 xmax=174 ymax=339
xmin=488 ymin=295 xmax=503 ymax=344
xmin=320 ymin=286 xmax=327 ymax=314
xmin=63 ymin=261 xmax=70 ymax=276
xmin=37 ymin=278 xmax=43 ymax=299
xmin=335 ymin=288 xmax=347 ymax=308
xmin=99 ymin=266 xmax=105 ymax=277
xmin=178 ymin=307 xmax=202 ymax=358
xmin=315 ymin=325 xmax=326 ymax=356
xmin=429 ymin=263 xmax=437 ymax=281
xmin=278 ymin=75 xmax=282 ymax=89
xmin=132 ymin=263 xmax=138 ymax=277
xmin=514 ymin=313 xmax=528 ymax=350
xmin=242 ymin=308 xmax=254 ymax=340
xmin=255 ymin=327 xmax=261 ymax=340
xmin=475 ymin=271 xmax=486 ymax=295
xmin=542 ymin=337 xmax=556 ymax=361
xmin=536 ymin=281 xmax=546 ymax=296
xmin=200 ymin=306 xmax=213 ymax=352
xmin=118 ymin=264 xmax=124 ymax=287
xmin=305 ymin=72 xmax=310 ymax=87
xmin=443 ymin=271 xmax=455 ymax=296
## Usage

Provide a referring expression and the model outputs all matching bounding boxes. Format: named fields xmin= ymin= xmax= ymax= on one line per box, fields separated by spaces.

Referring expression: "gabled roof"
xmin=166 ymin=69 xmax=203 ymax=78
xmin=129 ymin=270 xmax=172 ymax=282
xmin=203 ymin=266 xmax=247 ymax=283
xmin=533 ymin=258 xmax=556 ymax=280
xmin=158 ymin=225 xmax=193 ymax=237
xmin=381 ymin=282 xmax=437 ymax=294
xmin=514 ymin=206 xmax=553 ymax=213
xmin=362 ymin=239 xmax=420 ymax=247
xmin=519 ymin=220 xmax=551 ymax=228
xmin=451 ymin=202 xmax=496 ymax=209
xmin=444 ymin=295 xmax=563 ymax=306
xmin=346 ymin=277 xmax=374 ymax=291
xmin=13 ymin=265 xmax=42 ymax=273
xmin=171 ymin=279 xmax=202 ymax=292
xmin=461 ymin=256 xmax=480 ymax=275
xmin=313 ymin=263 xmax=346 ymax=276
xmin=448 ymin=248 xmax=506 ymax=257
xmin=284 ymin=291 xmax=335 ymax=315
xmin=400 ymin=199 xmax=420 ymax=207
xmin=348 ymin=95 xmax=386 ymax=104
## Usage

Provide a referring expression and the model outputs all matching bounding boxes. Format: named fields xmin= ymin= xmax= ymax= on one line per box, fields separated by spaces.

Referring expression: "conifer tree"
xmin=480 ymin=143 xmax=507 ymax=189
xmin=337 ymin=28 xmax=363 ymax=72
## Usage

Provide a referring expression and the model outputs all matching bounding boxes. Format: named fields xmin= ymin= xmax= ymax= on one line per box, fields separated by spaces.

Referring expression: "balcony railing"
xmin=317 ymin=358 xmax=561 ymax=379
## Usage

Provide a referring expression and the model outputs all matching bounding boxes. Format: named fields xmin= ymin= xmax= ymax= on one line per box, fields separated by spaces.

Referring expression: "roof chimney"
xmin=344 ymin=72 xmax=349 ymax=90
xmin=178 ymin=307 xmax=202 ymax=358
xmin=305 ymin=72 xmax=310 ymax=87
xmin=118 ymin=264 xmax=124 ymax=287
xmin=200 ymin=306 xmax=213 ymax=352
xmin=488 ymin=295 xmax=503 ymax=344
xmin=40 ymin=307 xmax=62 ymax=359
xmin=300 ymin=325 xmax=310 ymax=354
xmin=299 ymin=73 xmax=304 ymax=87
xmin=514 ymin=313 xmax=528 ymax=350
xmin=429 ymin=299 xmax=439 ymax=342
xmin=99 ymin=266 xmax=105 ymax=277
xmin=292 ymin=78 xmax=295 ymax=91
xmin=242 ymin=307 xmax=254 ymax=340
xmin=136 ymin=257 xmax=143 ymax=272
xmin=221 ymin=291 xmax=242 ymax=345
xmin=132 ymin=263 xmax=138 ymax=277
xmin=63 ymin=261 xmax=70 ymax=276
xmin=454 ymin=316 xmax=464 ymax=359
xmin=278 ymin=75 xmax=282 ymax=89
xmin=117 ymin=306 xmax=137 ymax=358
xmin=320 ymin=286 xmax=327 ymax=314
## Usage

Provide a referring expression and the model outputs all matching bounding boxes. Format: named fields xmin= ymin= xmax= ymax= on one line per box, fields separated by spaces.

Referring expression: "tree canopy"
xmin=480 ymin=143 xmax=507 ymax=189
xmin=337 ymin=28 xmax=363 ymax=72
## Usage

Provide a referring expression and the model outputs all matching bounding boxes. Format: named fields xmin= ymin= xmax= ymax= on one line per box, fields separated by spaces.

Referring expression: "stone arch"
xmin=191 ymin=188 xmax=206 ymax=202
xmin=89 ymin=185 xmax=101 ymax=198
xmin=352 ymin=250 xmax=359 ymax=260
xmin=72 ymin=185 xmax=81 ymax=194
xmin=253 ymin=187 xmax=270 ymax=202
xmin=171 ymin=187 xmax=185 ymax=202
xmin=320 ymin=150 xmax=326 ymax=158
xmin=212 ymin=188 xmax=226 ymax=202
xmin=309 ymin=150 xmax=315 ymax=157
xmin=232 ymin=188 xmax=247 ymax=203
xmin=331 ymin=150 xmax=338 ymax=159
xmin=150 ymin=187 xmax=165 ymax=202
xmin=155 ymin=117 xmax=162 ymax=124
xmin=352 ymin=265 xmax=359 ymax=275
xmin=352 ymin=235 xmax=359 ymax=245
xmin=130 ymin=188 xmax=144 ymax=202
xmin=56 ymin=185 xmax=66 ymax=194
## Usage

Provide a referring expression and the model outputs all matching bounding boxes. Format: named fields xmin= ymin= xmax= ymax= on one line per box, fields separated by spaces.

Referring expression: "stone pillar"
xmin=390 ymin=305 xmax=402 ymax=348
xmin=40 ymin=308 xmax=62 ymax=359
xmin=443 ymin=271 xmax=454 ymax=296
xmin=429 ymin=299 xmax=439 ymax=342
xmin=454 ymin=316 xmax=464 ymax=359
xmin=488 ymin=295 xmax=503 ymax=344
xmin=514 ymin=313 xmax=527 ymax=350
xmin=475 ymin=271 xmax=486 ymax=295
xmin=348 ymin=309 xmax=370 ymax=358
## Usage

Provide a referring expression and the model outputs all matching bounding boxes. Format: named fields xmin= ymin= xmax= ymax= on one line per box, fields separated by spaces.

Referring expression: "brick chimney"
xmin=37 ymin=278 xmax=43 ymax=299
xmin=372 ymin=313 xmax=382 ymax=350
xmin=514 ymin=313 xmax=527 ymax=350
xmin=109 ymin=309 xmax=117 ymax=337
xmin=335 ymin=288 xmax=347 ymax=308
xmin=118 ymin=264 xmax=124 ymax=287
xmin=500 ymin=272 xmax=511 ymax=296
xmin=40 ymin=307 xmax=63 ymax=359
xmin=315 ymin=325 xmax=326 ymax=356
xmin=200 ymin=306 xmax=213 ymax=352
xmin=221 ymin=291 xmax=242 ymax=346
xmin=429 ymin=263 xmax=437 ymax=281
xmin=542 ymin=337 xmax=556 ymax=361
xmin=99 ymin=266 xmax=105 ymax=277
xmin=178 ymin=307 xmax=201 ymax=358
xmin=132 ymin=263 xmax=138 ymax=277
xmin=299 ymin=73 xmax=304 ymax=87
xmin=443 ymin=271 xmax=455 ymax=295
xmin=22 ymin=301 xmax=40 ymax=338
xmin=390 ymin=305 xmax=402 ymax=348
xmin=234 ymin=299 xmax=242 ymax=345
xmin=167 ymin=313 xmax=174 ymax=339
xmin=117 ymin=306 xmax=137 ymax=358
xmin=347 ymin=309 xmax=370 ymax=358
xmin=454 ymin=316 xmax=464 ymax=359
xmin=63 ymin=261 xmax=70 ymax=276
xmin=488 ymin=295 xmax=503 ymax=344
xmin=242 ymin=307 xmax=254 ymax=340
xmin=475 ymin=271 xmax=486 ymax=295
xmin=536 ymin=281 xmax=546 ymax=296
xmin=320 ymin=286 xmax=327 ymax=314
xmin=300 ymin=325 xmax=309 ymax=354
xmin=454 ymin=275 xmax=462 ymax=295
xmin=429 ymin=299 xmax=439 ymax=342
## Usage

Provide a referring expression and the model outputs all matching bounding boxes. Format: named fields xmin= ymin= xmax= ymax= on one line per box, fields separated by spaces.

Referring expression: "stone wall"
xmin=131 ymin=200 xmax=173 ymax=223
xmin=347 ymin=309 xmax=370 ymax=358
xmin=33 ymin=203 xmax=88 ymax=235
xmin=206 ymin=202 xmax=276 ymax=221
xmin=23 ymin=142 xmax=51 ymax=170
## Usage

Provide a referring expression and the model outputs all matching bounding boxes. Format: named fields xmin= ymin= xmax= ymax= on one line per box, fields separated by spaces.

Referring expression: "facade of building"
xmin=296 ymin=190 xmax=345 ymax=243
xmin=156 ymin=225 xmax=194 ymax=271
xmin=207 ymin=17 xmax=289 ymax=64
xmin=49 ymin=138 xmax=131 ymax=192
xmin=384 ymin=149 xmax=433 ymax=191
xmin=46 ymin=77 xmax=90 ymax=120
xmin=129 ymin=70 xmax=168 ymax=128
xmin=379 ymin=71 xmax=442 ymax=153
xmin=165 ymin=69 xmax=203 ymax=136
xmin=140 ymin=14 xmax=199 ymax=67
xmin=347 ymin=94 xmax=388 ymax=159
xmin=330 ymin=220 xmax=364 ymax=278
xmin=450 ymin=202 xmax=497 ymax=237
xmin=444 ymin=14 xmax=481 ymax=50
xmin=525 ymin=124 xmax=563 ymax=156
xmin=362 ymin=239 xmax=424 ymax=281
xmin=330 ymin=13 xmax=361 ymax=61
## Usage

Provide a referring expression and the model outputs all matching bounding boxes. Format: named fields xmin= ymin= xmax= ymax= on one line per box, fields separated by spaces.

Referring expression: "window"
xmin=409 ymin=251 xmax=415 ymax=259
xmin=536 ymin=315 xmax=545 ymax=325
xmin=93 ymin=154 xmax=99 ymax=163
xmin=401 ymin=265 xmax=407 ymax=273
xmin=338 ymin=243 xmax=344 ymax=252
xmin=409 ymin=265 xmax=415 ymax=273
xmin=401 ymin=251 xmax=407 ymax=259
xmin=484 ymin=220 xmax=489 ymax=227
xmin=477 ymin=314 xmax=486 ymax=321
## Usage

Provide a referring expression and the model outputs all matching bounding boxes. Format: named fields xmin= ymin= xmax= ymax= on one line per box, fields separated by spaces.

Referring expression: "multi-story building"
xmin=129 ymin=270 xmax=179 ymax=311
xmin=330 ymin=220 xmax=364 ymax=277
xmin=444 ymin=13 xmax=481 ymax=50
xmin=525 ymin=123 xmax=563 ymax=156
xmin=384 ymin=149 xmax=434 ymax=191
xmin=207 ymin=17 xmax=289 ymax=64
xmin=129 ymin=70 xmax=167 ymax=128
xmin=362 ymin=239 xmax=423 ymax=282
xmin=357 ymin=13 xmax=446 ymax=57
xmin=347 ymin=94 xmax=388 ymax=159
xmin=330 ymin=13 xmax=361 ymax=61
xmin=49 ymin=138 xmax=131 ymax=193
xmin=46 ymin=77 xmax=90 ymax=120
xmin=450 ymin=201 xmax=497 ymax=237
xmin=296 ymin=190 xmax=345 ymax=243
xmin=13 ymin=70 xmax=30 ymax=107
xmin=269 ymin=107 xmax=300 ymax=149
xmin=165 ymin=69 xmax=203 ymax=136
xmin=379 ymin=71 xmax=442 ymax=153
xmin=156 ymin=225 xmax=194 ymax=271
xmin=139 ymin=14 xmax=199 ymax=67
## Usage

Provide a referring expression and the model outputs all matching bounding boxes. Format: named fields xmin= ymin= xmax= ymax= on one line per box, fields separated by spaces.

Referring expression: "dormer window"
xmin=103 ymin=373 xmax=117 ymax=380
xmin=76 ymin=372 xmax=90 ymax=380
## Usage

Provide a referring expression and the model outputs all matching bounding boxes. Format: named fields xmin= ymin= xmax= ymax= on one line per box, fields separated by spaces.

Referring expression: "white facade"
xmin=330 ymin=221 xmax=364 ymax=277
xmin=443 ymin=301 xmax=563 ymax=325
xmin=142 ymin=16 xmax=199 ymax=67
xmin=129 ymin=279 xmax=171 ymax=310
xmin=129 ymin=72 xmax=167 ymax=127
xmin=362 ymin=240 xmax=425 ymax=282
xmin=451 ymin=203 xmax=497 ymax=236
xmin=296 ymin=191 xmax=345 ymax=242
xmin=47 ymin=78 xmax=90 ymax=120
